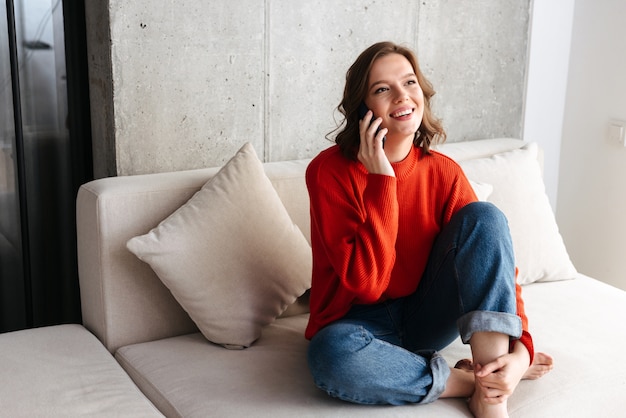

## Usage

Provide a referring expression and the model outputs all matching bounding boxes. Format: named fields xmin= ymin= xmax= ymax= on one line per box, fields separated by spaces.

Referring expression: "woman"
xmin=305 ymin=41 xmax=552 ymax=417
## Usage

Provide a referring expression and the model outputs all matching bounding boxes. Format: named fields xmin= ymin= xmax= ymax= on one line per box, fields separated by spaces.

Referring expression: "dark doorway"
xmin=0 ymin=0 xmax=92 ymax=332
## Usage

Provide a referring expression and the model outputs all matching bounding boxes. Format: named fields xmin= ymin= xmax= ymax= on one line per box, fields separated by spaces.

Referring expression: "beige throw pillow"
xmin=459 ymin=143 xmax=577 ymax=285
xmin=127 ymin=143 xmax=312 ymax=349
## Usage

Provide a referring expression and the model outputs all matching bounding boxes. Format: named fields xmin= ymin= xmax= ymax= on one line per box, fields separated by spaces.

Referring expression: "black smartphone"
xmin=358 ymin=102 xmax=386 ymax=148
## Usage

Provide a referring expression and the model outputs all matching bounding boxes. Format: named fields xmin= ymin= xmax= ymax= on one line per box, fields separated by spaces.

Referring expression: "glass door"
xmin=0 ymin=0 xmax=28 ymax=331
xmin=17 ymin=0 xmax=79 ymax=327
xmin=1 ymin=0 xmax=89 ymax=332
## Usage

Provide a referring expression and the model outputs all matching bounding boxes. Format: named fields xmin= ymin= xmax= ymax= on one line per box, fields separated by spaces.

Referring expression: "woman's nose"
xmin=394 ymin=91 xmax=409 ymax=103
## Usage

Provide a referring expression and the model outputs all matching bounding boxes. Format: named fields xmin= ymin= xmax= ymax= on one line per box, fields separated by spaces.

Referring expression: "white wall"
xmin=557 ymin=0 xmax=626 ymax=291
xmin=523 ymin=0 xmax=575 ymax=210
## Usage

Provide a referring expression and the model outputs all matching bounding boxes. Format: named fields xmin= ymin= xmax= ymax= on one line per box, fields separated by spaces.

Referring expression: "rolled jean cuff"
xmin=457 ymin=311 xmax=522 ymax=344
xmin=416 ymin=350 xmax=450 ymax=404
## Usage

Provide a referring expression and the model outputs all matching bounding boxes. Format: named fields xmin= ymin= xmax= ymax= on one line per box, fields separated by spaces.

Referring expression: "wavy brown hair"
xmin=329 ymin=41 xmax=446 ymax=160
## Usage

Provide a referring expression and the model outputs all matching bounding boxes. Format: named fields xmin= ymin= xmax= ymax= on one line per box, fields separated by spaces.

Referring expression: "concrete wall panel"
xmin=109 ymin=0 xmax=265 ymax=175
xmin=85 ymin=1 xmax=116 ymax=177
xmin=267 ymin=0 xmax=419 ymax=161
xmin=417 ymin=0 xmax=530 ymax=142
xmin=85 ymin=1 xmax=531 ymax=177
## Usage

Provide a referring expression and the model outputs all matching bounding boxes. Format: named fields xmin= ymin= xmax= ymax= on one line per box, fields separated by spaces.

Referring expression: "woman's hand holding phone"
xmin=357 ymin=108 xmax=394 ymax=177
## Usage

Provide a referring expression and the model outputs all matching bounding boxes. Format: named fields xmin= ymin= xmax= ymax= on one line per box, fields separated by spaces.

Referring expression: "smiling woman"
xmin=333 ymin=42 xmax=445 ymax=164
xmin=305 ymin=41 xmax=551 ymax=418
xmin=361 ymin=53 xmax=424 ymax=166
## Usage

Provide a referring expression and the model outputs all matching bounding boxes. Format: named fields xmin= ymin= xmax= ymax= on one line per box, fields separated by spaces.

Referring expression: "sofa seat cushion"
xmin=115 ymin=314 xmax=473 ymax=417
xmin=116 ymin=276 xmax=626 ymax=417
xmin=0 ymin=324 xmax=163 ymax=417
xmin=511 ymin=275 xmax=626 ymax=417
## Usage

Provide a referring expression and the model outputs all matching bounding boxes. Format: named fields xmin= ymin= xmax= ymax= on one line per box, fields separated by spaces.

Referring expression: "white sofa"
xmin=2 ymin=138 xmax=626 ymax=417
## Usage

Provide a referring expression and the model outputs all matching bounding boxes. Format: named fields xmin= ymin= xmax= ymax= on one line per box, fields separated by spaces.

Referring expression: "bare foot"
xmin=455 ymin=359 xmax=509 ymax=417
xmin=455 ymin=351 xmax=554 ymax=381
xmin=440 ymin=367 xmax=476 ymax=398
xmin=468 ymin=382 xmax=509 ymax=418
xmin=455 ymin=358 xmax=473 ymax=371
xmin=522 ymin=352 xmax=554 ymax=380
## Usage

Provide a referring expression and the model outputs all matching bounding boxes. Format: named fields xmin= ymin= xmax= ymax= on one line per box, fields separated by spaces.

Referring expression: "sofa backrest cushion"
xmin=77 ymin=138 xmax=528 ymax=353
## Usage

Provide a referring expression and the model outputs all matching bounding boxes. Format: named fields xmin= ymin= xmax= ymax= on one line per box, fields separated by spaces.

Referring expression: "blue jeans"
xmin=307 ymin=202 xmax=522 ymax=405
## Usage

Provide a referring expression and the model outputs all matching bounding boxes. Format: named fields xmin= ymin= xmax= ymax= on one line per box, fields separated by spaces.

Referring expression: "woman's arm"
xmin=307 ymin=161 xmax=399 ymax=303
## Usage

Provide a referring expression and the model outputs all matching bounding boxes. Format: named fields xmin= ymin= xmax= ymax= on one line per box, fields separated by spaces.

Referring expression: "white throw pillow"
xmin=469 ymin=180 xmax=493 ymax=202
xmin=127 ymin=143 xmax=312 ymax=349
xmin=459 ymin=143 xmax=577 ymax=284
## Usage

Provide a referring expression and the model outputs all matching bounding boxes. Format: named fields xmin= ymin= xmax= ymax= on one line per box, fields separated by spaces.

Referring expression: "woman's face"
xmin=364 ymin=53 xmax=425 ymax=144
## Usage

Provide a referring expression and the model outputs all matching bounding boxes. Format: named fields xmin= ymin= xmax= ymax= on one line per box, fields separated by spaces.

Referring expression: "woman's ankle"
xmin=440 ymin=367 xmax=475 ymax=398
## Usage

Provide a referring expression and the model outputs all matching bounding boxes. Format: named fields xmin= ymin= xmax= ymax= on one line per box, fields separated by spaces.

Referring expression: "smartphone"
xmin=358 ymin=102 xmax=386 ymax=148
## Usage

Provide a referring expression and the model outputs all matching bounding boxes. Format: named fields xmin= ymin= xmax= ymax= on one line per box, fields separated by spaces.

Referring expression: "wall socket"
xmin=609 ymin=119 xmax=626 ymax=146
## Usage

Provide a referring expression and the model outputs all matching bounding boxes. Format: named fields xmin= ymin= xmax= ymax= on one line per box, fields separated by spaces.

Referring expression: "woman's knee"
xmin=307 ymin=323 xmax=373 ymax=388
xmin=308 ymin=323 xmax=370 ymax=369
xmin=459 ymin=201 xmax=508 ymax=229
xmin=454 ymin=202 xmax=513 ymax=254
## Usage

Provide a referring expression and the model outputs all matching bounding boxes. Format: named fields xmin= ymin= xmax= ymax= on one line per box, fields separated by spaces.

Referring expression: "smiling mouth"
xmin=391 ymin=108 xmax=414 ymax=118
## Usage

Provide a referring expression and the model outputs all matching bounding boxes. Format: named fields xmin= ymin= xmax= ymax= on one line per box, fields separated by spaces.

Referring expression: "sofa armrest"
xmin=76 ymin=170 xmax=220 ymax=352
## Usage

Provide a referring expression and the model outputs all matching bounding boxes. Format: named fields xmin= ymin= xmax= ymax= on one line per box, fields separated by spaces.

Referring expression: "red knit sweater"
xmin=304 ymin=145 xmax=534 ymax=361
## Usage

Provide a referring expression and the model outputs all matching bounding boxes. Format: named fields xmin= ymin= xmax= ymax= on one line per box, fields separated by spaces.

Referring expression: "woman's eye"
xmin=374 ymin=87 xmax=388 ymax=94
